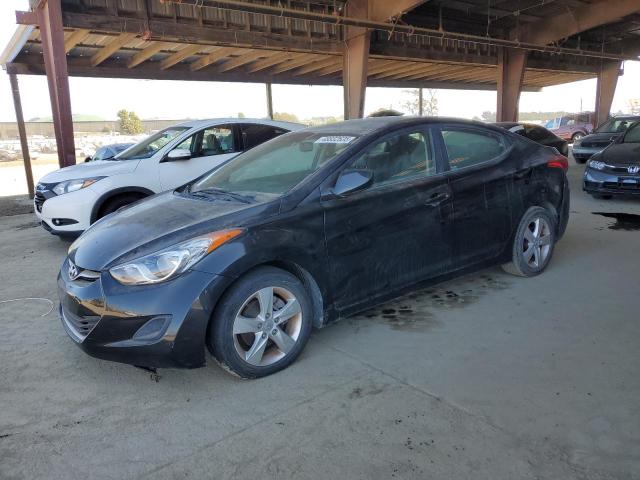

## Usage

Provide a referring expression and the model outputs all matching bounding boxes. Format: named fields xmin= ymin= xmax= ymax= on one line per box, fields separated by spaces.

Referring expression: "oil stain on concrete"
xmin=349 ymin=270 xmax=510 ymax=332
xmin=592 ymin=212 xmax=640 ymax=231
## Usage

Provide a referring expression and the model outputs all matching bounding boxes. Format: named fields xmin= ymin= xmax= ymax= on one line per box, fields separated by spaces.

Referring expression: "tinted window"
xmin=348 ymin=130 xmax=435 ymax=187
xmin=442 ymin=129 xmax=507 ymax=170
xmin=191 ymin=131 xmax=357 ymax=195
xmin=596 ymin=118 xmax=634 ymax=133
xmin=623 ymin=123 xmax=640 ymax=143
xmin=526 ymin=126 xmax=550 ymax=142
xmin=172 ymin=125 xmax=237 ymax=158
xmin=118 ymin=126 xmax=189 ymax=160
xmin=241 ymin=124 xmax=288 ymax=150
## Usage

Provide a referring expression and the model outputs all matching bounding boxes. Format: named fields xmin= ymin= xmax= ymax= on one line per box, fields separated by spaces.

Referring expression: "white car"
xmin=34 ymin=118 xmax=302 ymax=237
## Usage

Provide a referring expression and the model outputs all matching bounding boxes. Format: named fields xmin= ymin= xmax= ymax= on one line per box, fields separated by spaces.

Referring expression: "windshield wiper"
xmin=190 ymin=187 xmax=253 ymax=204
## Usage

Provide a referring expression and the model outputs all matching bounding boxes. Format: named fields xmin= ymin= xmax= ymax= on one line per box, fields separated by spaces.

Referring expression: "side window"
xmin=441 ymin=129 xmax=507 ymax=170
xmin=348 ymin=130 xmax=435 ymax=187
xmin=173 ymin=133 xmax=197 ymax=153
xmin=241 ymin=124 xmax=288 ymax=150
xmin=200 ymin=125 xmax=236 ymax=156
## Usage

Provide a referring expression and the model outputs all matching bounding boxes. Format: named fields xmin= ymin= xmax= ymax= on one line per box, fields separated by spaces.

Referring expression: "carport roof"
xmin=2 ymin=0 xmax=639 ymax=91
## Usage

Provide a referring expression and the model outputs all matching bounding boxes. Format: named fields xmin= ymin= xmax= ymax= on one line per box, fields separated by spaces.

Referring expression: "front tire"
xmin=208 ymin=267 xmax=313 ymax=379
xmin=502 ymin=207 xmax=556 ymax=277
xmin=571 ymin=132 xmax=585 ymax=143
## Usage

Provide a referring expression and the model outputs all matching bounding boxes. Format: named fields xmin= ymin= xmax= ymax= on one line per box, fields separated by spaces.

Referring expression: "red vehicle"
xmin=544 ymin=112 xmax=594 ymax=143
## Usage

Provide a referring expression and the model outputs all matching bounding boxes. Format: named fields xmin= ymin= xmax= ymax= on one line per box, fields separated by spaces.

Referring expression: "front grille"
xmin=61 ymin=304 xmax=100 ymax=341
xmin=603 ymin=165 xmax=640 ymax=175
xmin=604 ymin=180 xmax=640 ymax=190
xmin=34 ymin=191 xmax=46 ymax=212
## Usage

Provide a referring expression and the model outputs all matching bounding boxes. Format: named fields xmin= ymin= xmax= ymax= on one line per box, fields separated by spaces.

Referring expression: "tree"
xmin=117 ymin=109 xmax=143 ymax=134
xmin=237 ymin=112 xmax=246 ymax=118
xmin=481 ymin=111 xmax=496 ymax=122
xmin=273 ymin=112 xmax=300 ymax=123
xmin=401 ymin=88 xmax=438 ymax=116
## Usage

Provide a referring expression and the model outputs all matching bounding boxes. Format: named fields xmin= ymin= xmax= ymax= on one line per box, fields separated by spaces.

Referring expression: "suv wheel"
xmin=97 ymin=193 xmax=145 ymax=220
xmin=571 ymin=132 xmax=585 ymax=143
xmin=502 ymin=207 xmax=556 ymax=277
xmin=208 ymin=267 xmax=313 ymax=378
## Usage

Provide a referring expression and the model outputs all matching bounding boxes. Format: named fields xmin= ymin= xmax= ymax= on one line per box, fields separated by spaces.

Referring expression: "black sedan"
xmin=493 ymin=122 xmax=568 ymax=156
xmin=573 ymin=115 xmax=640 ymax=163
xmin=583 ymin=121 xmax=640 ymax=198
xmin=58 ymin=117 xmax=570 ymax=378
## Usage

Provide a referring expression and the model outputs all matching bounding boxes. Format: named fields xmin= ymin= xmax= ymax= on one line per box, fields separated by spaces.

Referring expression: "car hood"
xmin=581 ymin=132 xmax=622 ymax=144
xmin=39 ymin=159 xmax=139 ymax=184
xmin=598 ymin=143 xmax=640 ymax=166
xmin=69 ymin=190 xmax=278 ymax=270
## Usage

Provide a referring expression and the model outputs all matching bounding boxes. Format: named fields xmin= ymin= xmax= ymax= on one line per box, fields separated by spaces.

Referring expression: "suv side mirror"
xmin=331 ymin=169 xmax=373 ymax=197
xmin=166 ymin=149 xmax=192 ymax=161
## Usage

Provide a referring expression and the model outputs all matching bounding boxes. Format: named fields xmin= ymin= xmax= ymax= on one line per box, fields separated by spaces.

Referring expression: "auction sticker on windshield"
xmin=314 ymin=136 xmax=356 ymax=144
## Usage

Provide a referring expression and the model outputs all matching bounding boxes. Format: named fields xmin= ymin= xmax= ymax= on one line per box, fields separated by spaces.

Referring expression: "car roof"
xmin=608 ymin=115 xmax=640 ymax=121
xmin=299 ymin=116 xmax=491 ymax=137
xmin=172 ymin=118 xmax=304 ymax=131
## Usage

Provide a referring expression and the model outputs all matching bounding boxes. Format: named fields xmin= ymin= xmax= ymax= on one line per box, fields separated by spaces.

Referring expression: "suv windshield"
xmin=116 ymin=127 xmax=189 ymax=160
xmin=623 ymin=123 xmax=640 ymax=143
xmin=190 ymin=131 xmax=359 ymax=195
xmin=596 ymin=118 xmax=636 ymax=133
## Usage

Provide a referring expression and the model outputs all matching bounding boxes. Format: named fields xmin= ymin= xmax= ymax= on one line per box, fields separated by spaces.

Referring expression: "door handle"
xmin=425 ymin=191 xmax=450 ymax=207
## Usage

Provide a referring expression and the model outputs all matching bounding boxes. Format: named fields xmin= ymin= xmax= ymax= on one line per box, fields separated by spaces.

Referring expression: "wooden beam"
xmin=246 ymin=52 xmax=293 ymax=73
xmin=218 ymin=50 xmax=274 ymax=72
xmin=162 ymin=44 xmax=203 ymax=70
xmin=513 ymin=0 xmax=640 ymax=45
xmin=64 ymin=28 xmax=90 ymax=53
xmin=269 ymin=54 xmax=318 ymax=74
xmin=374 ymin=62 xmax=430 ymax=79
xmin=316 ymin=62 xmax=344 ymax=76
xmin=127 ymin=41 xmax=171 ymax=68
xmin=9 ymin=74 xmax=34 ymax=199
xmin=90 ymin=33 xmax=136 ymax=67
xmin=190 ymin=47 xmax=237 ymax=71
xmin=496 ymin=47 xmax=527 ymax=122
xmin=293 ymin=56 xmax=341 ymax=76
xmin=595 ymin=61 xmax=622 ymax=127
xmin=371 ymin=0 xmax=428 ymax=21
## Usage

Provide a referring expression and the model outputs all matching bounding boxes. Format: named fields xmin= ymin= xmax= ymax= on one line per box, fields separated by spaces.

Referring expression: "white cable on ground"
xmin=0 ymin=297 xmax=55 ymax=317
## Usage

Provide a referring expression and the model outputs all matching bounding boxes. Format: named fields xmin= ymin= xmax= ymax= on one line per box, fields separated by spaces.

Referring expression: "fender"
xmin=90 ymin=186 xmax=156 ymax=223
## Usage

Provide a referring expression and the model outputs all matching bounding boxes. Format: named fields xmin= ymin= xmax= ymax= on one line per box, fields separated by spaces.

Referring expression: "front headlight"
xmin=53 ymin=177 xmax=104 ymax=195
xmin=109 ymin=229 xmax=243 ymax=285
xmin=588 ymin=160 xmax=606 ymax=170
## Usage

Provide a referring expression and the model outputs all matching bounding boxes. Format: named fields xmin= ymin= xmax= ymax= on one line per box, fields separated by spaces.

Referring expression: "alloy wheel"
xmin=232 ymin=286 xmax=303 ymax=366
xmin=522 ymin=217 xmax=552 ymax=269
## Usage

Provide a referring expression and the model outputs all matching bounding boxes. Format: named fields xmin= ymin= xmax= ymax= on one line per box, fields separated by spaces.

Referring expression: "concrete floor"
xmin=1 ymin=163 xmax=639 ymax=479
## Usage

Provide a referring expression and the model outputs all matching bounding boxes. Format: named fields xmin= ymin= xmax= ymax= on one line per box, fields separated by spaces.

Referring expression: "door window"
xmin=347 ymin=130 xmax=435 ymax=187
xmin=170 ymin=125 xmax=238 ymax=159
xmin=441 ymin=129 xmax=507 ymax=170
xmin=241 ymin=124 xmax=289 ymax=150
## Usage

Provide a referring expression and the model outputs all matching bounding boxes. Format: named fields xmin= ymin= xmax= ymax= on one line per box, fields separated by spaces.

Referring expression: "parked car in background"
xmin=35 ymin=118 xmax=302 ymax=237
xmin=85 ymin=143 xmax=134 ymax=162
xmin=0 ymin=149 xmax=18 ymax=162
xmin=572 ymin=115 xmax=640 ymax=163
xmin=58 ymin=117 xmax=569 ymax=378
xmin=493 ymin=122 xmax=568 ymax=156
xmin=545 ymin=112 xmax=594 ymax=143
xmin=583 ymin=121 xmax=640 ymax=199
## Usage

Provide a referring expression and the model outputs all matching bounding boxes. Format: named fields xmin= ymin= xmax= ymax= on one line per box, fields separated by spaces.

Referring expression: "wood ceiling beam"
xmin=190 ymin=47 xmax=241 ymax=71
xmin=389 ymin=63 xmax=458 ymax=80
xmin=373 ymin=62 xmax=429 ymax=79
xmin=512 ymin=0 xmax=640 ymax=45
xmin=366 ymin=61 xmax=406 ymax=76
xmin=314 ymin=62 xmax=343 ymax=76
xmin=293 ymin=56 xmax=341 ymax=76
xmin=218 ymin=50 xmax=275 ymax=72
xmin=245 ymin=52 xmax=294 ymax=73
xmin=127 ymin=41 xmax=172 ymax=68
xmin=162 ymin=44 xmax=203 ymax=70
xmin=90 ymin=32 xmax=136 ymax=67
xmin=268 ymin=54 xmax=318 ymax=74
xmin=64 ymin=28 xmax=90 ymax=53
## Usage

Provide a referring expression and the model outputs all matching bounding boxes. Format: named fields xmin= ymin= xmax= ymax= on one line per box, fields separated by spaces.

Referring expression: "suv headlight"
xmin=53 ymin=177 xmax=104 ymax=195
xmin=109 ymin=229 xmax=243 ymax=285
xmin=588 ymin=160 xmax=606 ymax=170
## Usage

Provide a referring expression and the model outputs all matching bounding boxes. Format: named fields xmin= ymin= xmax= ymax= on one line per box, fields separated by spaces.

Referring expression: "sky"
xmin=1 ymin=0 xmax=638 ymax=123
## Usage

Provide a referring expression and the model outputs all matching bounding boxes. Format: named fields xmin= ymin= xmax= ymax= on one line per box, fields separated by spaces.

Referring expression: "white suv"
xmin=34 ymin=118 xmax=302 ymax=237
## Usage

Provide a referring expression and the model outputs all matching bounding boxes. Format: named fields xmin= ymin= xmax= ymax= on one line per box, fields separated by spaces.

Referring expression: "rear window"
xmin=442 ymin=129 xmax=507 ymax=170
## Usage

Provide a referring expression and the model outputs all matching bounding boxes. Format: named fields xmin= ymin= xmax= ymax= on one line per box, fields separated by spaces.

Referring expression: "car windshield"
xmin=190 ymin=131 xmax=359 ymax=196
xmin=596 ymin=118 xmax=635 ymax=133
xmin=92 ymin=146 xmax=111 ymax=161
xmin=116 ymin=127 xmax=190 ymax=160
xmin=623 ymin=123 xmax=640 ymax=143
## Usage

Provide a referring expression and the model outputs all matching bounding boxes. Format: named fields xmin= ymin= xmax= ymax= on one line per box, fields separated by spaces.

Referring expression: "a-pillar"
xmin=343 ymin=0 xmax=370 ymax=120
xmin=496 ymin=47 xmax=527 ymax=122
xmin=37 ymin=0 xmax=76 ymax=167
xmin=595 ymin=61 xmax=622 ymax=128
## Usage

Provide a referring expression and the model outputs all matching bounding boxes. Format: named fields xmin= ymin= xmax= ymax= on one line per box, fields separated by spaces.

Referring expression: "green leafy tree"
xmin=237 ymin=112 xmax=246 ymax=118
xmin=117 ymin=109 xmax=144 ymax=134
xmin=401 ymin=89 xmax=438 ymax=116
xmin=273 ymin=112 xmax=300 ymax=123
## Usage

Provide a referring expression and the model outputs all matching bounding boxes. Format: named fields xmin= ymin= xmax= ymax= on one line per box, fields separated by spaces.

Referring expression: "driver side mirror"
xmin=330 ymin=169 xmax=373 ymax=197
xmin=166 ymin=148 xmax=192 ymax=161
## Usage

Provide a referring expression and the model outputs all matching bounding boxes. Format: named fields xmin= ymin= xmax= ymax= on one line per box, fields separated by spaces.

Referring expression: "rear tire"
xmin=97 ymin=193 xmax=145 ymax=220
xmin=502 ymin=207 xmax=556 ymax=277
xmin=571 ymin=132 xmax=585 ymax=143
xmin=208 ymin=267 xmax=313 ymax=379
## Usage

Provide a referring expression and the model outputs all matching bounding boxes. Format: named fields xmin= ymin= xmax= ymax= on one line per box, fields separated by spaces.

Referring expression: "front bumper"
xmin=583 ymin=168 xmax=640 ymax=196
xmin=35 ymin=186 xmax=96 ymax=235
xmin=57 ymin=257 xmax=231 ymax=369
xmin=572 ymin=146 xmax=605 ymax=162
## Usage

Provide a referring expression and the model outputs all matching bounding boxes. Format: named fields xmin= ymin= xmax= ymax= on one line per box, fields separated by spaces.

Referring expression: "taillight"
xmin=547 ymin=154 xmax=568 ymax=171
